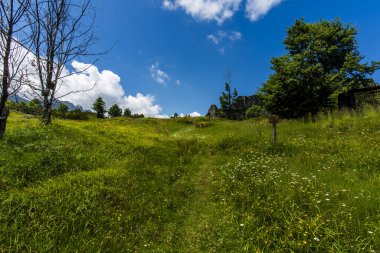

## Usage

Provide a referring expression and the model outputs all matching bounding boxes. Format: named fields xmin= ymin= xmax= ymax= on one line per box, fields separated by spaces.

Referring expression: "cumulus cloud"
xmin=14 ymin=57 xmax=166 ymax=118
xmin=54 ymin=61 xmax=165 ymax=117
xmin=162 ymin=0 xmax=283 ymax=23
xmin=163 ymin=0 xmax=242 ymax=24
xmin=149 ymin=62 xmax=170 ymax=85
xmin=178 ymin=112 xmax=202 ymax=117
xmin=190 ymin=112 xmax=202 ymax=117
xmin=245 ymin=0 xmax=283 ymax=21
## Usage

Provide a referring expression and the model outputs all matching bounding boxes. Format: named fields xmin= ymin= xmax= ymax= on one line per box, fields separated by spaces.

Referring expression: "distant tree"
xmin=132 ymin=114 xmax=144 ymax=118
xmin=108 ymin=104 xmax=122 ymax=118
xmin=260 ymin=19 xmax=380 ymax=118
xmin=219 ymin=69 xmax=239 ymax=119
xmin=27 ymin=98 xmax=42 ymax=115
xmin=219 ymin=83 xmax=238 ymax=119
xmin=55 ymin=103 xmax=69 ymax=118
xmin=123 ymin=108 xmax=132 ymax=117
xmin=173 ymin=113 xmax=179 ymax=118
xmin=92 ymin=97 xmax=106 ymax=119
xmin=66 ymin=109 xmax=89 ymax=120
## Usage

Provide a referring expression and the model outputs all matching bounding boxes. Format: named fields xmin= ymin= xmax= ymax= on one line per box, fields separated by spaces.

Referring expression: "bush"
xmin=246 ymin=105 xmax=264 ymax=118
xmin=65 ymin=110 xmax=90 ymax=120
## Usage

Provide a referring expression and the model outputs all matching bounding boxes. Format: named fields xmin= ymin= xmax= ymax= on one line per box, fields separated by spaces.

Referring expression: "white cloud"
xmin=207 ymin=30 xmax=242 ymax=54
xmin=245 ymin=0 xmax=283 ymax=21
xmin=190 ymin=112 xmax=202 ymax=117
xmin=178 ymin=112 xmax=202 ymax=117
xmin=14 ymin=58 xmax=166 ymax=118
xmin=56 ymin=61 xmax=166 ymax=117
xmin=149 ymin=62 xmax=170 ymax=85
xmin=207 ymin=30 xmax=242 ymax=45
xmin=163 ymin=0 xmax=177 ymax=10
xmin=163 ymin=0 xmax=242 ymax=24
xmin=176 ymin=79 xmax=181 ymax=85
xmin=163 ymin=0 xmax=283 ymax=23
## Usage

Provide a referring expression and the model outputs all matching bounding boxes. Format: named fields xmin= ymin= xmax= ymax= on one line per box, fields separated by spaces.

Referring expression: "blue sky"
xmin=72 ymin=0 xmax=380 ymax=117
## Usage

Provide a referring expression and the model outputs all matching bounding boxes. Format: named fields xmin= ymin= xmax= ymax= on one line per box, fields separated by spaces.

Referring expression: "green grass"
xmin=0 ymin=108 xmax=379 ymax=252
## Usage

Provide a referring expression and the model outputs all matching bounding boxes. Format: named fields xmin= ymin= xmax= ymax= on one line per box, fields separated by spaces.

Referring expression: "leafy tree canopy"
xmin=108 ymin=104 xmax=122 ymax=118
xmin=260 ymin=18 xmax=380 ymax=118
xmin=123 ymin=108 xmax=132 ymax=117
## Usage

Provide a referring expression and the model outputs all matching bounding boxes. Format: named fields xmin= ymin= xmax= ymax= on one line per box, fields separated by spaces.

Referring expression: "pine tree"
xmin=219 ymin=83 xmax=238 ymax=119
xmin=92 ymin=97 xmax=106 ymax=119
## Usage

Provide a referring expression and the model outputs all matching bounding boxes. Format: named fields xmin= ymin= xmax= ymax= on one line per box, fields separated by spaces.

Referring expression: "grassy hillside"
xmin=0 ymin=109 xmax=379 ymax=252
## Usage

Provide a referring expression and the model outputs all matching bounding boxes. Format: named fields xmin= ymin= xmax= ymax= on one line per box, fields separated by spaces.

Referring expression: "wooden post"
xmin=269 ymin=115 xmax=280 ymax=145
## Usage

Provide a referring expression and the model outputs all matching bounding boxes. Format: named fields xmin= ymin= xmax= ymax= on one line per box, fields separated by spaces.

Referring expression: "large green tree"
xmin=260 ymin=19 xmax=379 ymax=118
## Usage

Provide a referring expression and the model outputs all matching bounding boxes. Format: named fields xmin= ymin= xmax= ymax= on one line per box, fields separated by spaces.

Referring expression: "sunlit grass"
xmin=0 ymin=109 xmax=379 ymax=252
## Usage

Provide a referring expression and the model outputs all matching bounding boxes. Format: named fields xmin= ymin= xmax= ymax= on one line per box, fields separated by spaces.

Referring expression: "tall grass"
xmin=0 ymin=109 xmax=379 ymax=252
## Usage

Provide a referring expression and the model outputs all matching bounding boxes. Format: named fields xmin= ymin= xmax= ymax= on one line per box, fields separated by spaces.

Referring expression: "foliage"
xmin=10 ymin=98 xmax=43 ymax=116
xmin=54 ymin=103 xmax=69 ymax=119
xmin=219 ymin=83 xmax=238 ymax=119
xmin=65 ymin=109 xmax=91 ymax=120
xmin=5 ymin=100 xmax=17 ymax=110
xmin=260 ymin=19 xmax=380 ymax=119
xmin=92 ymin=97 xmax=106 ymax=119
xmin=0 ymin=108 xmax=379 ymax=251
xmin=131 ymin=113 xmax=144 ymax=118
xmin=108 ymin=104 xmax=122 ymax=118
xmin=246 ymin=105 xmax=264 ymax=118
xmin=123 ymin=108 xmax=132 ymax=117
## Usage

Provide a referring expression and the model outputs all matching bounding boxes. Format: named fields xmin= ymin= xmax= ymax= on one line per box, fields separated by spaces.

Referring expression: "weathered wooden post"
xmin=269 ymin=115 xmax=280 ymax=145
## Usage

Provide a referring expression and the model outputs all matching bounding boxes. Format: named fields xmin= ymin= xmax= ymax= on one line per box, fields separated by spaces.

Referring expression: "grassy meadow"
xmin=0 ymin=108 xmax=379 ymax=252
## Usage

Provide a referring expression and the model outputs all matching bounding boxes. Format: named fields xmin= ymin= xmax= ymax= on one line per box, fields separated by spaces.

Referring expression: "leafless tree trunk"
xmin=0 ymin=0 xmax=31 ymax=139
xmin=27 ymin=0 xmax=96 ymax=125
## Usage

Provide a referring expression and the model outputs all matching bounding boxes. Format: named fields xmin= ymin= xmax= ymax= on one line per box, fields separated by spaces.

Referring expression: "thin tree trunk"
xmin=0 ymin=104 xmax=10 ymax=140
xmin=0 ymin=13 xmax=14 ymax=139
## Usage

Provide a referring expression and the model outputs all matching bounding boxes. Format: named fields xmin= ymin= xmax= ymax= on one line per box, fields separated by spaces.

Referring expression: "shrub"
xmin=246 ymin=105 xmax=264 ymax=118
xmin=65 ymin=109 xmax=90 ymax=120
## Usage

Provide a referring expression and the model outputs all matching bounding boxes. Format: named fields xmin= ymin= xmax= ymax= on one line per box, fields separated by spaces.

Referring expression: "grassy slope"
xmin=0 ymin=110 xmax=379 ymax=252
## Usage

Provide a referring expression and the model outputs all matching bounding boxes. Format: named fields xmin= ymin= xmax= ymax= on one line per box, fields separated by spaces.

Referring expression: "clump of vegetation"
xmin=175 ymin=116 xmax=211 ymax=128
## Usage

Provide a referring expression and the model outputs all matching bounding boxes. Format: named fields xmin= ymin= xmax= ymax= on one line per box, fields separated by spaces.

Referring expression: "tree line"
xmin=218 ymin=19 xmax=380 ymax=120
xmin=92 ymin=96 xmax=144 ymax=119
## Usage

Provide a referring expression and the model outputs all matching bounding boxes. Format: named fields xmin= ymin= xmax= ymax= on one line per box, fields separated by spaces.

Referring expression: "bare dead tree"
xmin=27 ymin=0 xmax=96 ymax=124
xmin=0 ymin=0 xmax=31 ymax=139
